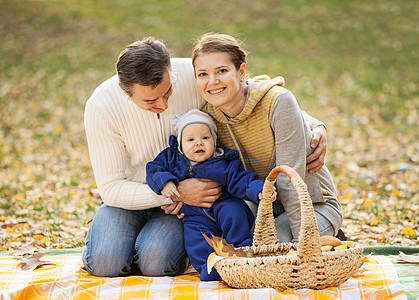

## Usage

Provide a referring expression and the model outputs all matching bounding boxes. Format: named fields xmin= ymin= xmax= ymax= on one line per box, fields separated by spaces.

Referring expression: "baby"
xmin=146 ymin=109 xmax=275 ymax=281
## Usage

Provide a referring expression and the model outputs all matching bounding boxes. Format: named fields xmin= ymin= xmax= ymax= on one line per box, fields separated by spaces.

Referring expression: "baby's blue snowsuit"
xmin=146 ymin=135 xmax=264 ymax=281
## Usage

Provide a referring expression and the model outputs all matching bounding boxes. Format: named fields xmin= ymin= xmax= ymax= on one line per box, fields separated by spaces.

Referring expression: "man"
xmin=83 ymin=37 xmax=328 ymax=277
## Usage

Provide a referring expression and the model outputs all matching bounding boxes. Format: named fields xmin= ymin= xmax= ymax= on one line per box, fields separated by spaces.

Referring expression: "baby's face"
xmin=181 ymin=123 xmax=214 ymax=162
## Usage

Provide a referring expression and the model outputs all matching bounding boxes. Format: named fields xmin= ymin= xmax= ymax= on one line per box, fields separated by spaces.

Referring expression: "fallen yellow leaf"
xmin=370 ymin=219 xmax=378 ymax=226
xmin=362 ymin=200 xmax=373 ymax=207
xmin=55 ymin=125 xmax=63 ymax=134
xmin=402 ymin=228 xmax=415 ymax=236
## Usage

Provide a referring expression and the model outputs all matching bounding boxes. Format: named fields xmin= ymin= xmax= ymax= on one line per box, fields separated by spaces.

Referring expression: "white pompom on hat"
xmin=171 ymin=109 xmax=217 ymax=154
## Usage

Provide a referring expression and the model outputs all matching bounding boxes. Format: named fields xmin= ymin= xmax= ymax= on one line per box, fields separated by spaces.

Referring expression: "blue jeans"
xmin=82 ymin=204 xmax=189 ymax=277
xmin=273 ymin=204 xmax=334 ymax=242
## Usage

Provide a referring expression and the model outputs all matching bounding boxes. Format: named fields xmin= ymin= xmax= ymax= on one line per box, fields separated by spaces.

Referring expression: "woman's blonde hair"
xmin=191 ymin=33 xmax=247 ymax=71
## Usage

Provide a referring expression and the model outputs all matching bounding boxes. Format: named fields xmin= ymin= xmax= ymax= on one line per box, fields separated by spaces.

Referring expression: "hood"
xmin=204 ymin=75 xmax=284 ymax=125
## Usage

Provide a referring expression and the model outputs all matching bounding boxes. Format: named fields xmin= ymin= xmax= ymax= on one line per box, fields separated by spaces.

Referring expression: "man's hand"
xmin=306 ymin=125 xmax=327 ymax=173
xmin=174 ymin=178 xmax=222 ymax=208
xmin=161 ymin=201 xmax=184 ymax=219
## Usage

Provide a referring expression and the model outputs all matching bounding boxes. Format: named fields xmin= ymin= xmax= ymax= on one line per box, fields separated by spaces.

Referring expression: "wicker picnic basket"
xmin=213 ymin=165 xmax=364 ymax=291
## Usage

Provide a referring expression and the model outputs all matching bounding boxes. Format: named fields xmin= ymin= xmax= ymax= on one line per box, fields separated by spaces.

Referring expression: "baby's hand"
xmin=161 ymin=181 xmax=180 ymax=199
xmin=258 ymin=186 xmax=277 ymax=202
xmin=271 ymin=186 xmax=277 ymax=202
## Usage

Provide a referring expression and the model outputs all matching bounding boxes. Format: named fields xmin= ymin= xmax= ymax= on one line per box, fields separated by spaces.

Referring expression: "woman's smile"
xmin=208 ymin=87 xmax=226 ymax=95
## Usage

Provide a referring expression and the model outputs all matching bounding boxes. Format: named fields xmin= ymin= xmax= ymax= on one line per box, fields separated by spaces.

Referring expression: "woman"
xmin=192 ymin=33 xmax=343 ymax=242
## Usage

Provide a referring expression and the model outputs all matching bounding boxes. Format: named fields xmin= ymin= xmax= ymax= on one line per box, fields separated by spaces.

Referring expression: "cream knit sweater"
xmin=85 ymin=58 xmax=324 ymax=210
xmin=85 ymin=58 xmax=205 ymax=210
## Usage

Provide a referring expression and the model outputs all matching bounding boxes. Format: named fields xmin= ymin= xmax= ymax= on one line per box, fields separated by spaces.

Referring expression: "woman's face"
xmin=194 ymin=52 xmax=245 ymax=110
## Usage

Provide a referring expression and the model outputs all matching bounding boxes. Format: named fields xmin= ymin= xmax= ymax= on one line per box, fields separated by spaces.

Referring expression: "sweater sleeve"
xmin=270 ymin=89 xmax=325 ymax=241
xmin=84 ymin=100 xmax=173 ymax=210
xmin=301 ymin=110 xmax=325 ymax=130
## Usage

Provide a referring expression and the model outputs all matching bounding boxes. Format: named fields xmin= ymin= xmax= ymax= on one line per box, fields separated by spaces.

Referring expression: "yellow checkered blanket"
xmin=0 ymin=255 xmax=406 ymax=299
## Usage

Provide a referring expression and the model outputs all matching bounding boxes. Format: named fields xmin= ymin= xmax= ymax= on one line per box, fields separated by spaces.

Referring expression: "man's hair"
xmin=116 ymin=37 xmax=170 ymax=96
xmin=191 ymin=33 xmax=247 ymax=71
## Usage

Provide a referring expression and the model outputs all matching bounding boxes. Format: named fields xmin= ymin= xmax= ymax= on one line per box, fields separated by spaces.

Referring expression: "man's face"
xmin=124 ymin=70 xmax=173 ymax=114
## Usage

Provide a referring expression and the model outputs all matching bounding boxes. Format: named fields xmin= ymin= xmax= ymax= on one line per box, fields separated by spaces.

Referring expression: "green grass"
xmin=2 ymin=0 xmax=417 ymax=123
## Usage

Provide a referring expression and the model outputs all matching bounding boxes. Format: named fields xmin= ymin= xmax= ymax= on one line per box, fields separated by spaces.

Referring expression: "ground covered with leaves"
xmin=1 ymin=0 xmax=418 ymax=251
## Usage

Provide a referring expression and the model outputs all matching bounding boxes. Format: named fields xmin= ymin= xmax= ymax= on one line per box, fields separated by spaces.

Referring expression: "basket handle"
xmin=253 ymin=166 xmax=323 ymax=261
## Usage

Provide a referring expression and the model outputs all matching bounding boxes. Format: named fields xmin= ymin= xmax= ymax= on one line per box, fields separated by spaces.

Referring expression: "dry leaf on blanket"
xmin=391 ymin=251 xmax=419 ymax=264
xmin=17 ymin=253 xmax=55 ymax=271
xmin=351 ymin=254 xmax=372 ymax=277
xmin=202 ymin=232 xmax=246 ymax=257
xmin=353 ymin=268 xmax=366 ymax=277
xmin=361 ymin=254 xmax=372 ymax=263
xmin=13 ymin=246 xmax=39 ymax=257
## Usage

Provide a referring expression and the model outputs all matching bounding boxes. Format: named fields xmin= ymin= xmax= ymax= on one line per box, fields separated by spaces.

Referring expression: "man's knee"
xmin=136 ymin=250 xmax=189 ymax=276
xmin=82 ymin=247 xmax=131 ymax=277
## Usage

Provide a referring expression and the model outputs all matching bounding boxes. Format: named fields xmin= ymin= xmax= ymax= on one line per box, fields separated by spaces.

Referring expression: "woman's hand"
xmin=306 ymin=125 xmax=327 ymax=173
xmin=173 ymin=178 xmax=222 ymax=208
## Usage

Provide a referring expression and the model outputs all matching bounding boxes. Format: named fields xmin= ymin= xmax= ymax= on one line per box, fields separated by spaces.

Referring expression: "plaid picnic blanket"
xmin=0 ymin=254 xmax=408 ymax=299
